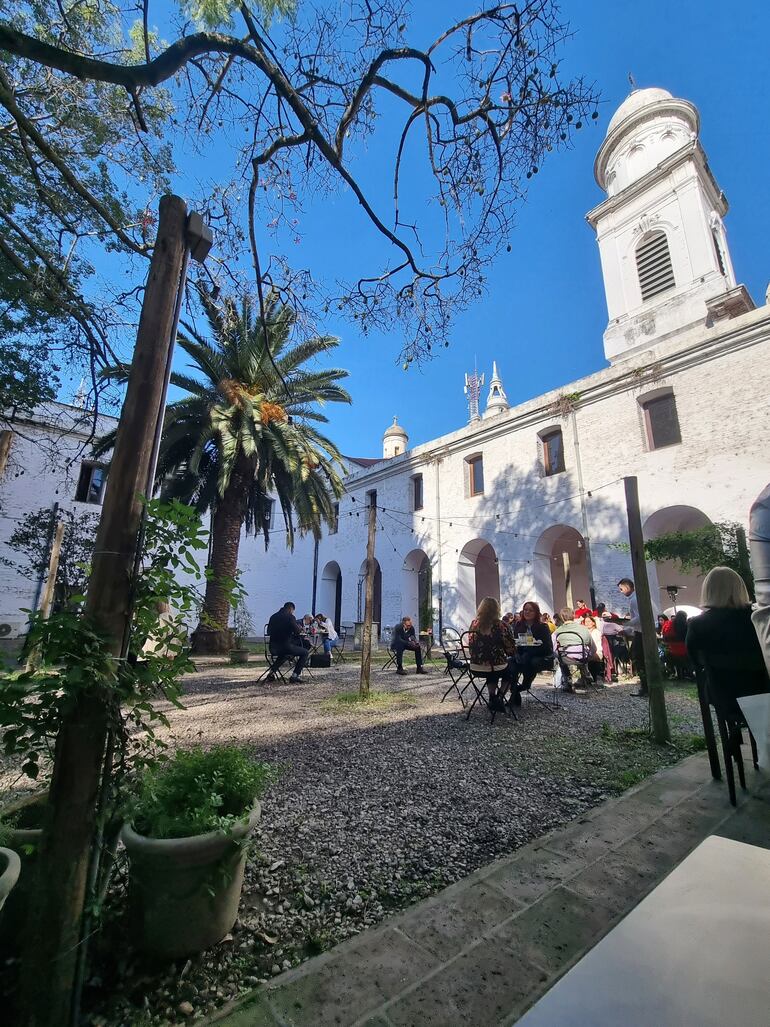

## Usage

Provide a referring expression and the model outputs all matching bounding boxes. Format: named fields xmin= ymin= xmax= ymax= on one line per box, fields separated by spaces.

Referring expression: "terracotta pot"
xmin=0 ymin=848 xmax=21 ymax=916
xmin=121 ymin=802 xmax=261 ymax=959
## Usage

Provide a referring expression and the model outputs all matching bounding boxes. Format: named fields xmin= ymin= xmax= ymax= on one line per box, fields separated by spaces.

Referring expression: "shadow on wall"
xmin=437 ymin=457 xmax=631 ymax=633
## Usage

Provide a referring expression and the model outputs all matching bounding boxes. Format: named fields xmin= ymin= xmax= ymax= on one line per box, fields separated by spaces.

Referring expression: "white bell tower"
xmin=586 ymin=87 xmax=748 ymax=364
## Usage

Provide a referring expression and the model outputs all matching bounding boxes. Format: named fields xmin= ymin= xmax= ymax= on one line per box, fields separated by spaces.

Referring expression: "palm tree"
xmin=99 ymin=286 xmax=351 ymax=653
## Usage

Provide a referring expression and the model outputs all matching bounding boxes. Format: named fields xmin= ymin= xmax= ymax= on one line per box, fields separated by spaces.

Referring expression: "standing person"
xmin=265 ymin=601 xmax=308 ymax=683
xmin=617 ymin=577 xmax=658 ymax=697
xmin=468 ymin=597 xmax=516 ymax=712
xmin=508 ymin=601 xmax=555 ymax=706
xmin=392 ymin=616 xmax=427 ymax=676
xmin=315 ymin=612 xmax=340 ymax=655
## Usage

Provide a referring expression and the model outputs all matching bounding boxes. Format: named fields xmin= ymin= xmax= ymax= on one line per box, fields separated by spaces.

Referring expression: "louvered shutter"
xmin=636 ymin=231 xmax=675 ymax=301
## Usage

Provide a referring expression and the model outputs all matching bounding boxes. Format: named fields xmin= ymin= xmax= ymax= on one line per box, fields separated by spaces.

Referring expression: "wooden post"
xmin=39 ymin=520 xmax=65 ymax=620
xmin=562 ymin=551 xmax=572 ymax=608
xmin=359 ymin=497 xmax=377 ymax=697
xmin=20 ymin=195 xmax=190 ymax=1027
xmin=736 ymin=524 xmax=753 ymax=600
xmin=624 ymin=476 xmax=670 ymax=744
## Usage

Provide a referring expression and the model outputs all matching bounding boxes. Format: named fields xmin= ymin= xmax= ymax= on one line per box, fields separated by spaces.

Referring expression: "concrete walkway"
xmin=208 ymin=754 xmax=770 ymax=1027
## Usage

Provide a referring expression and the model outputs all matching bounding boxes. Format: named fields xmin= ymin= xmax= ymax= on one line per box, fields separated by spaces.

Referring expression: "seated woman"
xmin=468 ymin=597 xmax=516 ymax=713
xmin=583 ymin=615 xmax=606 ymax=684
xmin=315 ymin=612 xmax=340 ymax=655
xmin=507 ymin=601 xmax=554 ymax=706
xmin=686 ymin=567 xmax=769 ymax=725
xmin=662 ymin=610 xmax=692 ymax=678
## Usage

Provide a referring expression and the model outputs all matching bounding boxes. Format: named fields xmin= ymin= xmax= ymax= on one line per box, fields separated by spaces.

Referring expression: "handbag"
xmin=310 ymin=651 xmax=331 ymax=669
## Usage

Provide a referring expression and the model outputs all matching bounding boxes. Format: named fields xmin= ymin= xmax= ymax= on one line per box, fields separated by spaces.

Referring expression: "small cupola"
xmin=483 ymin=362 xmax=509 ymax=418
xmin=383 ymin=416 xmax=408 ymax=459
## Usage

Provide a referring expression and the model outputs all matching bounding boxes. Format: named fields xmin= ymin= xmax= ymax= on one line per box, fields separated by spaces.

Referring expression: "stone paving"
xmin=206 ymin=752 xmax=770 ymax=1027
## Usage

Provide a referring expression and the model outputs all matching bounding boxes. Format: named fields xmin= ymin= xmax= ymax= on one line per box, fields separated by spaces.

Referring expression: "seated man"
xmin=315 ymin=612 xmax=340 ymax=655
xmin=392 ymin=616 xmax=427 ymax=676
xmin=554 ymin=607 xmax=602 ymax=691
xmin=265 ymin=601 xmax=308 ymax=683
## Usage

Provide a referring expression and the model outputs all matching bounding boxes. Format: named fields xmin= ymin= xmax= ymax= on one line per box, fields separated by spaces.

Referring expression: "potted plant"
xmin=0 ymin=793 xmax=45 ymax=946
xmin=121 ymin=745 xmax=272 ymax=959
xmin=0 ymin=847 xmax=20 ymax=918
xmin=229 ymin=597 xmax=254 ymax=664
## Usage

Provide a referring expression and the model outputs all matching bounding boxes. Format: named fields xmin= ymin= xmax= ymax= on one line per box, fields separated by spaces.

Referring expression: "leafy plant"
xmin=231 ymin=595 xmax=255 ymax=648
xmin=612 ymin=521 xmax=754 ymax=598
xmin=1 ymin=505 xmax=100 ymax=611
xmin=0 ymin=498 xmax=214 ymax=784
xmin=131 ymin=746 xmax=273 ymax=839
xmin=551 ymin=391 xmax=581 ymax=418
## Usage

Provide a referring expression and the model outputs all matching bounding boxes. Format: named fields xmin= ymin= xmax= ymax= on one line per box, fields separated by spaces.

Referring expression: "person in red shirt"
xmin=573 ymin=599 xmax=592 ymax=619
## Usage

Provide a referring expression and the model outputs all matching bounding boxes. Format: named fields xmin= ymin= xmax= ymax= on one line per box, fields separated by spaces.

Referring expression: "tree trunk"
xmin=18 ymin=195 xmax=189 ymax=1027
xmin=191 ymin=453 xmax=253 ymax=654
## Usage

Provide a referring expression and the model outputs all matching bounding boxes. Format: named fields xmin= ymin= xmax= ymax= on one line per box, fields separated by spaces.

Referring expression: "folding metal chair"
xmin=381 ymin=644 xmax=398 ymax=671
xmin=331 ymin=627 xmax=347 ymax=665
xmin=459 ymin=632 xmax=515 ymax=724
xmin=256 ymin=624 xmax=290 ymax=683
xmin=699 ymin=652 xmax=767 ymax=806
xmin=440 ymin=629 xmax=471 ymax=706
xmin=555 ymin=631 xmax=595 ymax=690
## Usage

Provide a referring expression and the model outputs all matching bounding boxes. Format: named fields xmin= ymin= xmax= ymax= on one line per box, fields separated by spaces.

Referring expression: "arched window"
xmin=636 ymin=230 xmax=675 ymax=301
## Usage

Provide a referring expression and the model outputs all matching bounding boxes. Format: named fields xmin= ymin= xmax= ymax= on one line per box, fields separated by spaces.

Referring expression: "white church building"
xmin=0 ymin=87 xmax=768 ymax=645
xmin=237 ymin=87 xmax=770 ymax=638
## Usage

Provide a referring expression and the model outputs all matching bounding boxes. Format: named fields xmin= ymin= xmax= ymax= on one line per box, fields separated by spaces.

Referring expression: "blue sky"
xmin=252 ymin=0 xmax=770 ymax=459
xmin=90 ymin=1 xmax=770 ymax=457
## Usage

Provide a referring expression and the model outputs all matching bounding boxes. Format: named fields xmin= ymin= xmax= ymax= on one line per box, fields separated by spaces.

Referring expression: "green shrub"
xmin=132 ymin=746 xmax=274 ymax=839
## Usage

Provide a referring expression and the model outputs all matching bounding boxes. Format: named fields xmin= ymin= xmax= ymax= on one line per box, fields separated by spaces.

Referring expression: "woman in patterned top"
xmin=468 ymin=596 xmax=516 ymax=713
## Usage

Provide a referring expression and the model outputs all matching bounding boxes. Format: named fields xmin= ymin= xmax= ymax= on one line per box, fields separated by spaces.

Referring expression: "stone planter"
xmin=0 ymin=792 xmax=44 ymax=948
xmin=229 ymin=648 xmax=250 ymax=665
xmin=121 ymin=801 xmax=261 ymax=959
xmin=0 ymin=848 xmax=21 ymax=917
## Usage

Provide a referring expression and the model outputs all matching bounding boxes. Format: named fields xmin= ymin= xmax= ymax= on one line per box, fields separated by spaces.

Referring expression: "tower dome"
xmin=595 ymin=87 xmax=699 ymax=195
xmin=383 ymin=417 xmax=408 ymax=459
xmin=605 ymin=87 xmax=675 ymax=135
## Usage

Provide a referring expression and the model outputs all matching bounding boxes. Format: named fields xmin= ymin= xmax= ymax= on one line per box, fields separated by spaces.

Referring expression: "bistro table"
xmin=517 ymin=835 xmax=770 ymax=1027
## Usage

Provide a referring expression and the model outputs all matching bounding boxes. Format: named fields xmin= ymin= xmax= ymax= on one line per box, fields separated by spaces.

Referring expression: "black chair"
xmin=332 ymin=627 xmax=347 ymax=664
xmin=440 ymin=628 xmax=470 ymax=706
xmin=459 ymin=632 xmax=515 ymax=724
xmin=381 ymin=642 xmax=398 ymax=670
xmin=256 ymin=624 xmax=290 ymax=684
xmin=555 ymin=630 xmax=594 ymax=689
xmin=698 ymin=652 xmax=768 ymax=806
xmin=512 ymin=646 xmax=557 ymax=712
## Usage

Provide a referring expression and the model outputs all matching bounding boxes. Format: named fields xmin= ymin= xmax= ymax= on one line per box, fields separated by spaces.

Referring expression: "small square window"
xmin=75 ymin=462 xmax=106 ymax=504
xmin=542 ymin=429 xmax=565 ymax=476
xmin=412 ymin=474 xmax=423 ymax=511
xmin=643 ymin=393 xmax=681 ymax=450
xmin=468 ymin=455 xmax=484 ymax=496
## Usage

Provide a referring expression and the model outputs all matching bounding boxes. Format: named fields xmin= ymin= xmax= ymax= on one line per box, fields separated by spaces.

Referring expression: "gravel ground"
xmin=3 ymin=657 xmax=705 ymax=1025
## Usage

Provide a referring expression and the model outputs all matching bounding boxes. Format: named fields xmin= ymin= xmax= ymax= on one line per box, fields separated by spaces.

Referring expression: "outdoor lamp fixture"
xmin=186 ymin=211 xmax=213 ymax=263
xmin=665 ymin=584 xmax=686 ymax=612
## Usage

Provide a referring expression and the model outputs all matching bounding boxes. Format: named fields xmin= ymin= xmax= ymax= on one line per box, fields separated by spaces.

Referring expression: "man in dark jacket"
xmin=392 ymin=616 xmax=427 ymax=676
xmin=266 ymin=601 xmax=308 ymax=682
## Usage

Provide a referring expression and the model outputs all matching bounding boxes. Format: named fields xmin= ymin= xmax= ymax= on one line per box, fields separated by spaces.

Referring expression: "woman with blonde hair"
xmin=686 ymin=566 xmax=769 ymax=795
xmin=468 ymin=596 xmax=516 ymax=714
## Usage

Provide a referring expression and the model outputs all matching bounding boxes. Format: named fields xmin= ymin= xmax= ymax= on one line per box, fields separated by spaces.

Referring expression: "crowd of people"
xmin=262 ymin=569 xmax=768 ymax=735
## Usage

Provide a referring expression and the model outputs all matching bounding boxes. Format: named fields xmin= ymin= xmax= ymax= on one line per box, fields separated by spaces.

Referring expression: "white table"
xmin=518 ymin=835 xmax=770 ymax=1027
